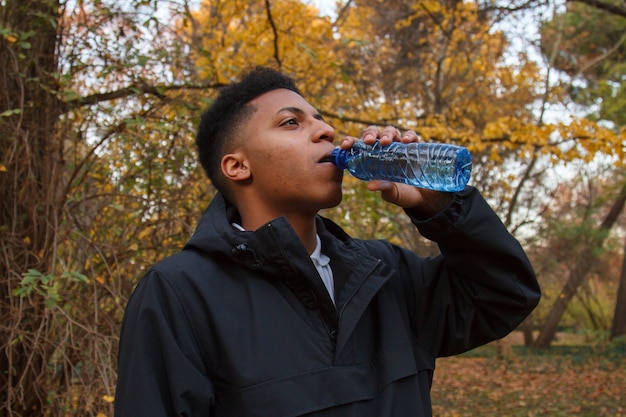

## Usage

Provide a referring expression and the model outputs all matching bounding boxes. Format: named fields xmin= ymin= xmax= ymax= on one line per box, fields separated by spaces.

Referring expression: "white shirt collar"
xmin=310 ymin=235 xmax=330 ymax=267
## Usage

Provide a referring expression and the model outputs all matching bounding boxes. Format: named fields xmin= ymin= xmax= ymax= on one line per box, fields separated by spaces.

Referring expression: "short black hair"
xmin=195 ymin=66 xmax=301 ymax=200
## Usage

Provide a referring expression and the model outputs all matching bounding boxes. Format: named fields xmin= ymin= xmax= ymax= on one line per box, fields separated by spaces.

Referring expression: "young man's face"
xmin=235 ymin=88 xmax=343 ymax=216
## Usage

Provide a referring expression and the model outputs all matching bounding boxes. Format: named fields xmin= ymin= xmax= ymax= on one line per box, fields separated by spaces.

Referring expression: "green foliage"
xmin=14 ymin=269 xmax=88 ymax=309
xmin=590 ymin=76 xmax=626 ymax=126
xmin=539 ymin=1 xmax=626 ymax=127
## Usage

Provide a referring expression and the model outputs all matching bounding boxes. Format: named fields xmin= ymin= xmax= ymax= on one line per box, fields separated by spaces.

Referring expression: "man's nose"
xmin=315 ymin=119 xmax=335 ymax=143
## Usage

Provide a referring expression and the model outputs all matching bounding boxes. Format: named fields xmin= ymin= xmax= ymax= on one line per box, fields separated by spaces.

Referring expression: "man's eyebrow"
xmin=278 ymin=106 xmax=324 ymax=121
xmin=277 ymin=106 xmax=306 ymax=115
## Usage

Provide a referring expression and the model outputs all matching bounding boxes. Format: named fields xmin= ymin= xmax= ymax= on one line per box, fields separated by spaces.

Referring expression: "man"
xmin=115 ymin=66 xmax=540 ymax=416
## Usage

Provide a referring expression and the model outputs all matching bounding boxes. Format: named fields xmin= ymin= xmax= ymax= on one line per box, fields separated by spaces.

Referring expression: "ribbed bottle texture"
xmin=330 ymin=140 xmax=472 ymax=192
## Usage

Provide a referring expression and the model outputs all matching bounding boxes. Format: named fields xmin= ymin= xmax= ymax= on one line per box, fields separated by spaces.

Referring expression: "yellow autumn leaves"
xmin=184 ymin=0 xmax=624 ymax=171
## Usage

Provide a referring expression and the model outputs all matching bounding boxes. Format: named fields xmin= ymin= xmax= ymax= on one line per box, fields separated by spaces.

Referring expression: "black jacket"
xmin=115 ymin=187 xmax=540 ymax=417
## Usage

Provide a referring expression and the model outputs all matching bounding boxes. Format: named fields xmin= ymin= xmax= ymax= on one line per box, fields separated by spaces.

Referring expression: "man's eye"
xmin=282 ymin=118 xmax=298 ymax=126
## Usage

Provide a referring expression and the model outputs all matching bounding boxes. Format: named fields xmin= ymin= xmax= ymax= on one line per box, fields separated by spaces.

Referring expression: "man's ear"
xmin=221 ymin=152 xmax=251 ymax=182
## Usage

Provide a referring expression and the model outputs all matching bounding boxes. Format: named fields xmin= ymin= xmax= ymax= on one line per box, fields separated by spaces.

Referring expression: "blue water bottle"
xmin=330 ymin=140 xmax=472 ymax=192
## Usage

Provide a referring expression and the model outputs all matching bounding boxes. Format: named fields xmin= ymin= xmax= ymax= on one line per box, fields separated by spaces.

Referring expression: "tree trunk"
xmin=611 ymin=233 xmax=626 ymax=339
xmin=0 ymin=1 xmax=63 ymax=416
xmin=521 ymin=315 xmax=535 ymax=346
xmin=533 ymin=181 xmax=626 ymax=348
xmin=533 ymin=256 xmax=593 ymax=348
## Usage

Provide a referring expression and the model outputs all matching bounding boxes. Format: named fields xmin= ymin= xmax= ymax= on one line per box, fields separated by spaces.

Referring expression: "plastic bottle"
xmin=330 ymin=140 xmax=472 ymax=192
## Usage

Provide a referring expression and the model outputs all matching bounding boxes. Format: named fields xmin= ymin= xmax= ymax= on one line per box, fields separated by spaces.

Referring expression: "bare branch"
xmin=264 ymin=0 xmax=282 ymax=67
xmin=61 ymin=81 xmax=225 ymax=112
xmin=333 ymin=0 xmax=354 ymax=27
xmin=575 ymin=30 xmax=626 ymax=78
xmin=567 ymin=0 xmax=626 ymax=18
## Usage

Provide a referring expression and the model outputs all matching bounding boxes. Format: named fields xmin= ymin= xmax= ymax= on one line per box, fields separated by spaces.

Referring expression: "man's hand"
xmin=339 ymin=125 xmax=453 ymax=216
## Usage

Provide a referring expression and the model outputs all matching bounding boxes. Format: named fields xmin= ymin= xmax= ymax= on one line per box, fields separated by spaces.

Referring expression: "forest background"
xmin=1 ymin=0 xmax=625 ymax=415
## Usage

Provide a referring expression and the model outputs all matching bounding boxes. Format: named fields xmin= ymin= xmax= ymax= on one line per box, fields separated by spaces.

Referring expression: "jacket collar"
xmin=185 ymin=193 xmax=355 ymax=274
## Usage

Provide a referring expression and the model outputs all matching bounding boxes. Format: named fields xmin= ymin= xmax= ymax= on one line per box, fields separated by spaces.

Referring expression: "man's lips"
xmin=319 ymin=150 xmax=337 ymax=164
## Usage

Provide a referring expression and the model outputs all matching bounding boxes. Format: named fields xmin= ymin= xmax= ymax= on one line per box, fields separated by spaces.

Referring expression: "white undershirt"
xmin=232 ymin=224 xmax=335 ymax=303
xmin=310 ymin=235 xmax=334 ymax=304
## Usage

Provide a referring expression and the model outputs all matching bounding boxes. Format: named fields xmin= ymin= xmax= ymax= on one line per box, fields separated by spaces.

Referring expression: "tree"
xmin=533 ymin=179 xmax=626 ymax=348
xmin=536 ymin=0 xmax=626 ymax=345
xmin=1 ymin=0 xmax=214 ymax=415
xmin=570 ymin=0 xmax=626 ymax=19
xmin=1 ymin=1 xmax=66 ymax=414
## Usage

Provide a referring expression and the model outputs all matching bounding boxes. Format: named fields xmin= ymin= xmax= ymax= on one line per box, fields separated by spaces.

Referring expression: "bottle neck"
xmin=330 ymin=147 xmax=348 ymax=170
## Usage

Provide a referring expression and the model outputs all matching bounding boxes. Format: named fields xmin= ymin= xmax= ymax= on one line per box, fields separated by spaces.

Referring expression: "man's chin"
xmin=324 ymin=192 xmax=343 ymax=210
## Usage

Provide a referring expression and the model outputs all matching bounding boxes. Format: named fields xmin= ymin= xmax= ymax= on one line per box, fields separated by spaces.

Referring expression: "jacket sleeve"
xmin=403 ymin=186 xmax=540 ymax=357
xmin=115 ymin=270 xmax=214 ymax=417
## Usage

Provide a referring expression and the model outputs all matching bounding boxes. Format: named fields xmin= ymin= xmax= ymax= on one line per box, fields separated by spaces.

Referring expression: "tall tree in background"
xmin=1 ymin=1 xmax=64 ymax=414
xmin=535 ymin=0 xmax=626 ymax=346
xmin=1 ymin=1 xmax=213 ymax=415
xmin=533 ymin=179 xmax=626 ymax=348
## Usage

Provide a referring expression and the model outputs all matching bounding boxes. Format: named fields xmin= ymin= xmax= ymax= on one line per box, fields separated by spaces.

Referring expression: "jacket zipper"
xmin=265 ymin=223 xmax=337 ymax=340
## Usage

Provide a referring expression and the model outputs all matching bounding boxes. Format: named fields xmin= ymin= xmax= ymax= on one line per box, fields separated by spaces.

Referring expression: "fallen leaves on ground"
xmin=431 ymin=352 xmax=625 ymax=417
